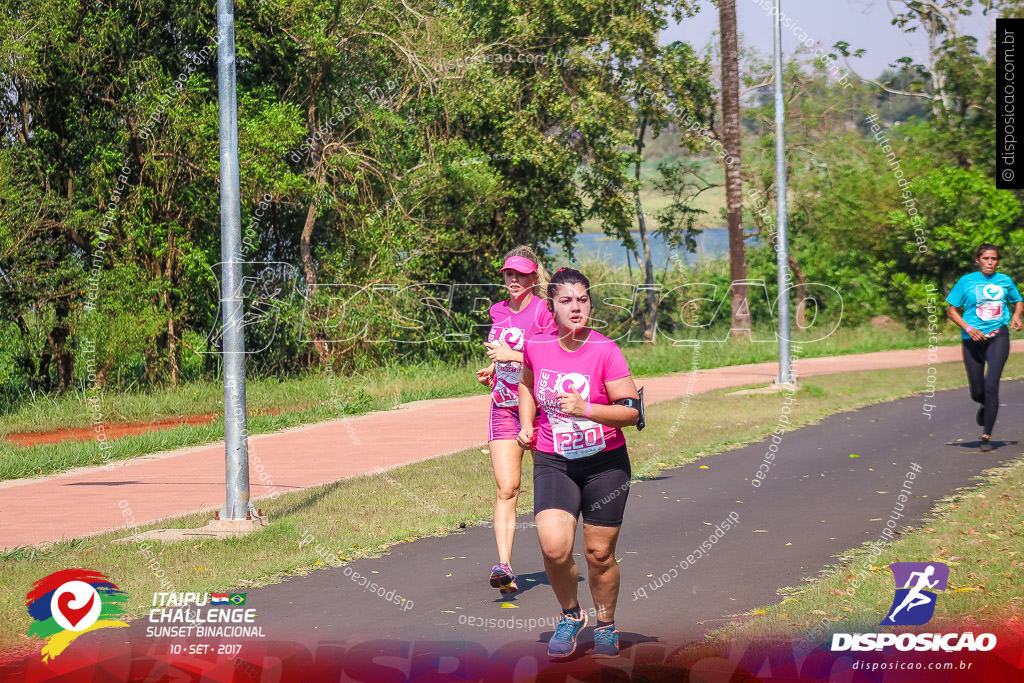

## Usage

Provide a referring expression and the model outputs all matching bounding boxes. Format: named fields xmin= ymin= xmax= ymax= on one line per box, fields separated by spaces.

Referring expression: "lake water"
xmin=548 ymin=228 xmax=730 ymax=270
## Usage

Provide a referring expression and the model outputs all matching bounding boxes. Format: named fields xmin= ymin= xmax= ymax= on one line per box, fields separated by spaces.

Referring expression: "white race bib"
xmin=491 ymin=361 xmax=521 ymax=407
xmin=977 ymin=302 xmax=1002 ymax=322
xmin=551 ymin=416 xmax=605 ymax=459
xmin=492 ymin=381 xmax=518 ymax=407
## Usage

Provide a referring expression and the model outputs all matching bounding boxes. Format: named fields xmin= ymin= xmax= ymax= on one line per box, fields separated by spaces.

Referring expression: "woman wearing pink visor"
xmin=476 ymin=245 xmax=552 ymax=594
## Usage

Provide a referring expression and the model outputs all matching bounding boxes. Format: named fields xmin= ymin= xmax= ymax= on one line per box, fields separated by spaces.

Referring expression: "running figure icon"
xmin=881 ymin=562 xmax=949 ymax=626
xmin=887 ymin=566 xmax=938 ymax=622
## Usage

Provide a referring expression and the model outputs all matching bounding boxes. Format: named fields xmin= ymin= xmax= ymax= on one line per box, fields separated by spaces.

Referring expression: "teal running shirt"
xmin=946 ymin=271 xmax=1022 ymax=339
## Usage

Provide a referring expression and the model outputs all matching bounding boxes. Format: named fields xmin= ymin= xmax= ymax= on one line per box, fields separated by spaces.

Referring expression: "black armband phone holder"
xmin=613 ymin=386 xmax=645 ymax=431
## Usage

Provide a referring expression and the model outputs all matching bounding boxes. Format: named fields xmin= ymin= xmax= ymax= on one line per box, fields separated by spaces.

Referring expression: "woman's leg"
xmin=982 ymin=328 xmax=1010 ymax=437
xmin=962 ymin=338 xmax=987 ymax=419
xmin=535 ymin=509 xmax=580 ymax=609
xmin=534 ymin=451 xmax=583 ymax=608
xmin=582 ymin=523 xmax=622 ymax=623
xmin=576 ymin=445 xmax=631 ymax=624
xmin=537 ymin=505 xmax=590 ymax=657
xmin=490 ymin=439 xmax=524 ymax=563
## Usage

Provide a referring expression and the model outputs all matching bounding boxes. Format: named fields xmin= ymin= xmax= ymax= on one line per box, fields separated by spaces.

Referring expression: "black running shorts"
xmin=532 ymin=444 xmax=631 ymax=527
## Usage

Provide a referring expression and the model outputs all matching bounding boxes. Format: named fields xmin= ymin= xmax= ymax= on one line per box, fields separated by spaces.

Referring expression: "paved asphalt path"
xmin=77 ymin=382 xmax=1022 ymax=675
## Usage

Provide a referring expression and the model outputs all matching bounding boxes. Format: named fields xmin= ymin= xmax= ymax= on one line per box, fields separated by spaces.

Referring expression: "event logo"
xmin=981 ymin=283 xmax=1004 ymax=301
xmin=26 ymin=569 xmax=129 ymax=661
xmin=554 ymin=372 xmax=591 ymax=399
xmin=882 ymin=562 xmax=949 ymax=626
xmin=500 ymin=327 xmax=525 ymax=350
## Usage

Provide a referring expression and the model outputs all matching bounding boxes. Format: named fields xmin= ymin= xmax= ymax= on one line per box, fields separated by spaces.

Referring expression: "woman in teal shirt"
xmin=946 ymin=244 xmax=1023 ymax=451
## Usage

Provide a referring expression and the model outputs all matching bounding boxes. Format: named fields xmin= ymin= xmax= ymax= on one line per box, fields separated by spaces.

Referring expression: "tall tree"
xmin=718 ymin=0 xmax=751 ymax=338
xmin=608 ymin=39 xmax=713 ymax=341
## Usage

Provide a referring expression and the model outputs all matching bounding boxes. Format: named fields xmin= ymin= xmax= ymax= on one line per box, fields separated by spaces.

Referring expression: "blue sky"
xmin=663 ymin=0 xmax=995 ymax=80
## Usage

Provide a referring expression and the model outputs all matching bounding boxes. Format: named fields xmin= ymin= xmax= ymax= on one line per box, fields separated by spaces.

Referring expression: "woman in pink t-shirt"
xmin=516 ymin=267 xmax=641 ymax=659
xmin=475 ymin=245 xmax=552 ymax=595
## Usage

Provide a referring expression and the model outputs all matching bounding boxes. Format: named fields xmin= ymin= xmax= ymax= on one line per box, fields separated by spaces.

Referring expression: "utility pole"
xmin=773 ymin=0 xmax=794 ymax=384
xmin=216 ymin=0 xmax=256 ymax=520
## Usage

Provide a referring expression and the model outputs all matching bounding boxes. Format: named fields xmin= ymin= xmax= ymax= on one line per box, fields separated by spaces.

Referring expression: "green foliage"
xmin=0 ymin=0 xmax=719 ymax=411
xmin=741 ymin=29 xmax=1024 ymax=330
xmin=3 ymin=0 xmax=1021 ymax=415
xmin=883 ymin=166 xmax=1021 ymax=319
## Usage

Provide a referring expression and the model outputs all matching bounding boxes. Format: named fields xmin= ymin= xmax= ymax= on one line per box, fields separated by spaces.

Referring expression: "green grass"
xmin=3 ymin=356 xmax=1020 ymax=658
xmin=0 ymin=325 xmax=944 ymax=482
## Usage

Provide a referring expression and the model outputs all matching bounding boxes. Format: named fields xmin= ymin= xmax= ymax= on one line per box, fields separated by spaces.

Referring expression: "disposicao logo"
xmin=882 ymin=562 xmax=948 ymax=626
xmin=26 ymin=569 xmax=129 ymax=661
xmin=831 ymin=561 xmax=996 ymax=653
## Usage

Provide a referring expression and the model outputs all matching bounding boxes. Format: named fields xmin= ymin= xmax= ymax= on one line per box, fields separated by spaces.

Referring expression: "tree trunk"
xmin=300 ymin=201 xmax=331 ymax=366
xmin=788 ymin=253 xmax=808 ymax=329
xmin=299 ymin=95 xmax=331 ymax=367
xmin=51 ymin=297 xmax=74 ymax=391
xmin=165 ymin=230 xmax=180 ymax=388
xmin=165 ymin=289 xmax=180 ymax=388
xmin=922 ymin=11 xmax=951 ymax=116
xmin=719 ymin=0 xmax=751 ymax=340
xmin=38 ymin=351 xmax=53 ymax=392
xmin=634 ymin=114 xmax=658 ymax=342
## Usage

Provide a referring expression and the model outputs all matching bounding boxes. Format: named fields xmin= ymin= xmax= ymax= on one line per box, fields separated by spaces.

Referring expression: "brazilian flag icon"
xmin=229 ymin=593 xmax=247 ymax=605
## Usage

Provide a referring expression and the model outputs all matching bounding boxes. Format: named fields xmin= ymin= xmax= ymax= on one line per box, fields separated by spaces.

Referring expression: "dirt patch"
xmin=4 ymin=409 xmax=282 ymax=448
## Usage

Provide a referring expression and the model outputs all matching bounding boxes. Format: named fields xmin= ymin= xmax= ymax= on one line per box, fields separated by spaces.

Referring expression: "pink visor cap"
xmin=500 ymin=256 xmax=538 ymax=274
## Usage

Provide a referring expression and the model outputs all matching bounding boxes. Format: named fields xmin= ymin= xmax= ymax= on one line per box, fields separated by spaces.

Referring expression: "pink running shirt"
xmin=487 ymin=296 xmax=553 ymax=407
xmin=523 ymin=328 xmax=632 ymax=458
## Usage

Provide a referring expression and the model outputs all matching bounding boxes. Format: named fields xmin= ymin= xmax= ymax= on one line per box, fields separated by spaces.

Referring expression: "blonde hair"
xmin=503 ymin=245 xmax=549 ymax=299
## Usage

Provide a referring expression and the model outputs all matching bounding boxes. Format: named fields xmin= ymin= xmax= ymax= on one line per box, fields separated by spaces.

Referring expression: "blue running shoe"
xmin=489 ymin=563 xmax=517 ymax=594
xmin=592 ymin=624 xmax=620 ymax=658
xmin=547 ymin=610 xmax=587 ymax=658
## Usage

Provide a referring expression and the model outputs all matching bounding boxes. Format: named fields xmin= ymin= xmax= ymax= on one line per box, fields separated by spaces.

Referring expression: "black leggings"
xmin=962 ymin=326 xmax=1010 ymax=436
